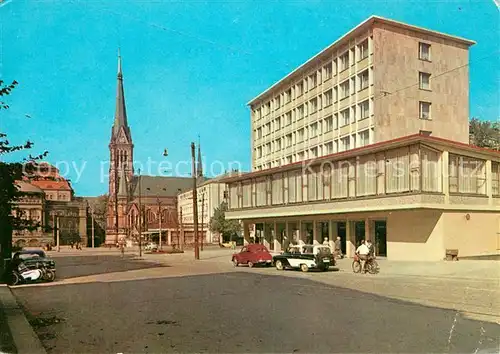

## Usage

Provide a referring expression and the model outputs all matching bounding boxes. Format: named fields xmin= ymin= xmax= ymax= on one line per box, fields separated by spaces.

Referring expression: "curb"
xmin=0 ymin=284 xmax=46 ymax=354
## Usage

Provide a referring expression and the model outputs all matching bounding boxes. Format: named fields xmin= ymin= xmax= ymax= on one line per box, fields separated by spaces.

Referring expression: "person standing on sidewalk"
xmin=334 ymin=237 xmax=342 ymax=259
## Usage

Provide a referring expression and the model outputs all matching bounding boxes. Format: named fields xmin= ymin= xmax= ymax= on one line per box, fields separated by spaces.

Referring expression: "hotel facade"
xmin=224 ymin=16 xmax=500 ymax=261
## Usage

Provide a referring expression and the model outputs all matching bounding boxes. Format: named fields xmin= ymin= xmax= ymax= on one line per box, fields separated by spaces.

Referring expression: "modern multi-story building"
xmin=223 ymin=16 xmax=500 ymax=261
xmin=250 ymin=16 xmax=475 ymax=171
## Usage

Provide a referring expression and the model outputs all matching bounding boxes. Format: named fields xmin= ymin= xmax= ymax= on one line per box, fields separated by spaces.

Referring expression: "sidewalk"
xmin=0 ymin=285 xmax=46 ymax=354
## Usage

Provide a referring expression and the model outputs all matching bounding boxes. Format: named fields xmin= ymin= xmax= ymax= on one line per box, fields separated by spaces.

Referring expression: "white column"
xmin=273 ymin=221 xmax=280 ymax=252
xmin=167 ymin=230 xmax=172 ymax=246
xmin=442 ymin=151 xmax=449 ymax=204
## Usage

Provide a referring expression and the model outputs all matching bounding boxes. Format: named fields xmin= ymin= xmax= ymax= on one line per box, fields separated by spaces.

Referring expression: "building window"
xmin=266 ymin=143 xmax=271 ymax=154
xmin=309 ymin=98 xmax=318 ymax=113
xmin=310 ymin=122 xmax=318 ymax=137
xmin=286 ymin=134 xmax=292 ymax=147
xmin=340 ymin=80 xmax=350 ymax=99
xmin=324 ymin=63 xmax=332 ymax=80
xmin=359 ymin=70 xmax=369 ymax=91
xmin=334 ymin=113 xmax=339 ymax=129
xmin=297 ymin=81 xmax=304 ymax=96
xmin=265 ymin=122 xmax=271 ymax=135
xmin=298 ymin=129 xmax=305 ymax=142
xmin=309 ymin=73 xmax=317 ymax=89
xmin=275 ymin=139 xmax=282 ymax=150
xmin=275 ymin=96 xmax=281 ymax=109
xmin=285 ymin=88 xmax=292 ymax=103
xmin=324 ymin=142 xmax=333 ymax=154
xmin=492 ymin=162 xmax=499 ymax=196
xmin=285 ymin=111 xmax=292 ymax=125
xmin=340 ymin=136 xmax=350 ymax=151
xmin=359 ymin=130 xmax=369 ymax=147
xmin=297 ymin=105 xmax=305 ymax=119
xmin=341 ymin=108 xmax=350 ymax=126
xmin=419 ymin=101 xmax=431 ymax=120
xmin=310 ymin=147 xmax=318 ymax=158
xmin=339 ymin=52 xmax=349 ymax=71
xmin=359 ymin=100 xmax=369 ymax=120
xmin=324 ymin=89 xmax=333 ymax=107
xmin=275 ymin=117 xmax=281 ymax=130
xmin=419 ymin=42 xmax=431 ymax=61
xmin=266 ymin=101 xmax=271 ymax=115
xmin=324 ymin=116 xmax=333 ymax=132
xmin=419 ymin=72 xmax=431 ymax=90
xmin=358 ymin=39 xmax=368 ymax=60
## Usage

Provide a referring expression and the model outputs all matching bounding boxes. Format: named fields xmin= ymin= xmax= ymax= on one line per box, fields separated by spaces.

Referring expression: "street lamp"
xmin=50 ymin=210 xmax=60 ymax=252
xmin=191 ymin=142 xmax=199 ymax=260
xmin=138 ymin=168 xmax=142 ymax=258
xmin=86 ymin=201 xmax=95 ymax=248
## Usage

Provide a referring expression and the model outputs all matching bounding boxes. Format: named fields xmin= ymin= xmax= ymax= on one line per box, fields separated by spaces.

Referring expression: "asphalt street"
xmin=11 ymin=254 xmax=500 ymax=354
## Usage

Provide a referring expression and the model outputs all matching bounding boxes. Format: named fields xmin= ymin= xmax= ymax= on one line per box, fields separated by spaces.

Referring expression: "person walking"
xmin=334 ymin=237 xmax=342 ymax=259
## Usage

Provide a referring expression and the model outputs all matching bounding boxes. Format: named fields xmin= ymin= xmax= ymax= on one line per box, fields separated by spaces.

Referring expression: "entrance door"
xmin=374 ymin=221 xmax=387 ymax=257
xmin=354 ymin=221 xmax=365 ymax=246
xmin=337 ymin=222 xmax=346 ymax=254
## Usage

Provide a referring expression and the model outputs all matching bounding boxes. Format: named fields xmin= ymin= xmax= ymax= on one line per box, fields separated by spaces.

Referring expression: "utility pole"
xmin=191 ymin=142 xmax=199 ymax=260
xmin=200 ymin=192 xmax=204 ymax=251
xmin=114 ymin=146 xmax=119 ymax=247
xmin=91 ymin=207 xmax=95 ymax=248
xmin=56 ymin=215 xmax=60 ymax=252
xmin=138 ymin=168 xmax=142 ymax=258
xmin=179 ymin=207 xmax=184 ymax=252
xmin=157 ymin=197 xmax=162 ymax=250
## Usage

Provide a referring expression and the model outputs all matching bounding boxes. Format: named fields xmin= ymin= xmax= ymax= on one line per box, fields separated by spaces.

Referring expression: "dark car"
xmin=273 ymin=244 xmax=335 ymax=272
xmin=12 ymin=250 xmax=56 ymax=271
xmin=232 ymin=244 xmax=273 ymax=268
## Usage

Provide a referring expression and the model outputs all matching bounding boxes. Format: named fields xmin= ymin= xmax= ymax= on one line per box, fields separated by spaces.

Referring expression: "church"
xmin=105 ymin=55 xmax=204 ymax=246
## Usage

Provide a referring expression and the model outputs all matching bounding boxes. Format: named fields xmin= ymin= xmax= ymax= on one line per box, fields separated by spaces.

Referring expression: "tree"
xmin=469 ymin=118 xmax=500 ymax=149
xmin=208 ymin=201 xmax=240 ymax=244
xmin=0 ymin=79 xmax=48 ymax=281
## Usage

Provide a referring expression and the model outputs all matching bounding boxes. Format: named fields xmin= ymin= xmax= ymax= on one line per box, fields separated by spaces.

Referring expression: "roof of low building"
xmin=131 ymin=175 xmax=209 ymax=197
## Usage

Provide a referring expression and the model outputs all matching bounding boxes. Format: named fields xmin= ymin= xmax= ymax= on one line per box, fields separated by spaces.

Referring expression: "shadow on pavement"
xmin=12 ymin=271 xmax=500 ymax=354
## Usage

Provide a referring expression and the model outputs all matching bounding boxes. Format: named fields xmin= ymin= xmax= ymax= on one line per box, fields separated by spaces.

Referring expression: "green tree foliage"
xmin=208 ymin=201 xmax=240 ymax=243
xmin=469 ymin=118 xmax=500 ymax=149
xmin=0 ymin=79 xmax=48 ymax=281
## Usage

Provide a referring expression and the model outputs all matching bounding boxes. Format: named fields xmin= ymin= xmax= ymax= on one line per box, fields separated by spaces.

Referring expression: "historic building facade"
xmin=223 ymin=16 xmax=500 ymax=261
xmin=105 ymin=55 xmax=197 ymax=246
xmin=13 ymin=164 xmax=87 ymax=247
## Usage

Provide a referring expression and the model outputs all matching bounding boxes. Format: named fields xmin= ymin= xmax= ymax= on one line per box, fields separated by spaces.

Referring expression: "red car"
xmin=232 ymin=244 xmax=273 ymax=268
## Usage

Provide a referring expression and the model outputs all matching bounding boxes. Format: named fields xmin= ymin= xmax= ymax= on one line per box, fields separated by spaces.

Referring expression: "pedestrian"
xmin=334 ymin=237 xmax=342 ymax=259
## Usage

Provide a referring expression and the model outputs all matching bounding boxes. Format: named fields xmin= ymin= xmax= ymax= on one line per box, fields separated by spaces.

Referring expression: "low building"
xmin=222 ymin=134 xmax=500 ymax=261
xmin=177 ymin=176 xmax=230 ymax=245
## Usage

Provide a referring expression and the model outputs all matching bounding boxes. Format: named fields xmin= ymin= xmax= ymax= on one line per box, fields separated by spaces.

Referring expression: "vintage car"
xmin=12 ymin=249 xmax=56 ymax=271
xmin=273 ymin=244 xmax=335 ymax=272
xmin=232 ymin=244 xmax=273 ymax=268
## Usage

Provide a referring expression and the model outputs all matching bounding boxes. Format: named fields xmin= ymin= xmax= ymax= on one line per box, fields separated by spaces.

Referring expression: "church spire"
xmin=197 ymin=135 xmax=203 ymax=178
xmin=112 ymin=49 xmax=130 ymax=140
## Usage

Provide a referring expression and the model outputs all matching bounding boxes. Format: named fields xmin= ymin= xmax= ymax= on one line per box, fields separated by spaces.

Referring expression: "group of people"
xmin=70 ymin=242 xmax=82 ymax=250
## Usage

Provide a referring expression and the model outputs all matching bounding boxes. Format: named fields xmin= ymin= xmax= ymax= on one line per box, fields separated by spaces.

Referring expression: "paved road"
xmin=11 ymin=254 xmax=500 ymax=353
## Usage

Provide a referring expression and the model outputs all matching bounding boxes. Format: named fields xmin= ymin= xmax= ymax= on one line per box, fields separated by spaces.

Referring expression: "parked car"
xmin=144 ymin=242 xmax=158 ymax=252
xmin=273 ymin=244 xmax=335 ymax=272
xmin=12 ymin=249 xmax=56 ymax=270
xmin=232 ymin=244 xmax=273 ymax=268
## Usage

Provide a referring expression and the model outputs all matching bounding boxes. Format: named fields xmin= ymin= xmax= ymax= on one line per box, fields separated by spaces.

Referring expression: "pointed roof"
xmin=117 ymin=166 xmax=128 ymax=198
xmin=112 ymin=50 xmax=132 ymax=142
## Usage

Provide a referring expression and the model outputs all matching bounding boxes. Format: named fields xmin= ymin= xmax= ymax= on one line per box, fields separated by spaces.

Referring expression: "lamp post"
xmin=191 ymin=142 xmax=200 ymax=260
xmin=87 ymin=201 xmax=95 ymax=248
xmin=51 ymin=211 xmax=60 ymax=252
xmin=200 ymin=191 xmax=204 ymax=251
xmin=138 ymin=168 xmax=142 ymax=258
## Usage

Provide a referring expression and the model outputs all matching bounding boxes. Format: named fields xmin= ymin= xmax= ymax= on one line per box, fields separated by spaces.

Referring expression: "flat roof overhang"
xmin=226 ymin=194 xmax=500 ymax=221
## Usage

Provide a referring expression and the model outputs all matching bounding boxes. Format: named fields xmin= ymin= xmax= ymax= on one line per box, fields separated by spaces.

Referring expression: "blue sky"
xmin=1 ymin=0 xmax=498 ymax=196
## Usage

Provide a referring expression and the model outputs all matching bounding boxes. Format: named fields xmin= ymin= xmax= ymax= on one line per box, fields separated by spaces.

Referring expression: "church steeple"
xmin=112 ymin=49 xmax=131 ymax=141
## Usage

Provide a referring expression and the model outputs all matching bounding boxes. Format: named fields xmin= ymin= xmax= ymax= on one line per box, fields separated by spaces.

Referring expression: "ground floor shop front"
xmin=242 ymin=209 xmax=500 ymax=261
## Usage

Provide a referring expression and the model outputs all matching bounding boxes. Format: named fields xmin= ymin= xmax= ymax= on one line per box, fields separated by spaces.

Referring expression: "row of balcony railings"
xmin=228 ymin=144 xmax=500 ymax=210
